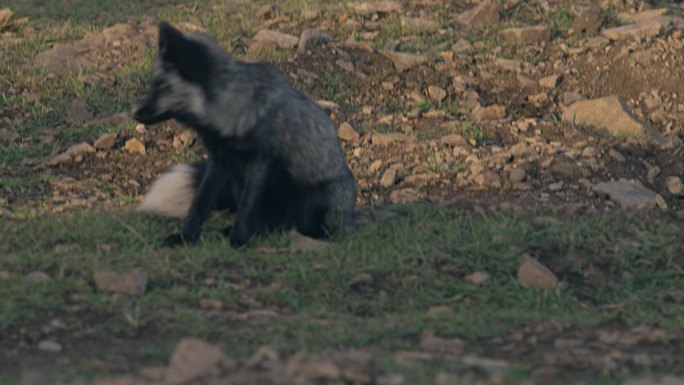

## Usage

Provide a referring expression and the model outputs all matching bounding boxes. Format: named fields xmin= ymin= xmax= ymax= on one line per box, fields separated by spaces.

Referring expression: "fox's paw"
xmin=162 ymin=233 xmax=197 ymax=247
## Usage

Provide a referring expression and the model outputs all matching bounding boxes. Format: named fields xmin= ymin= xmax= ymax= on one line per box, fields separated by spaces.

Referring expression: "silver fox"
xmin=133 ymin=22 xmax=356 ymax=247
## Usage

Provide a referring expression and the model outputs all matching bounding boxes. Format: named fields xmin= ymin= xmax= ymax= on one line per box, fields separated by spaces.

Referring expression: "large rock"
xmin=593 ymin=180 xmax=665 ymax=209
xmin=457 ymin=0 xmax=499 ymax=31
xmin=601 ymin=19 xmax=664 ymax=41
xmin=562 ymin=96 xmax=662 ymax=142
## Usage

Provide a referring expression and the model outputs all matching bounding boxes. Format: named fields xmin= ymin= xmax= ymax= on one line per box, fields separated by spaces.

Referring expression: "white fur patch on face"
xmin=137 ymin=163 xmax=196 ymax=219
xmin=151 ymin=61 xmax=206 ymax=121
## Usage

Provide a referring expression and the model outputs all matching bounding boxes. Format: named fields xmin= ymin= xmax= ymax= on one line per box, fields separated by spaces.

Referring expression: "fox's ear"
xmin=158 ymin=21 xmax=185 ymax=58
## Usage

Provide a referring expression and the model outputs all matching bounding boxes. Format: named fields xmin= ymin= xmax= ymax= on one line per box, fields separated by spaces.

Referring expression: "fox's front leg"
xmin=163 ymin=161 xmax=230 ymax=247
xmin=228 ymin=158 xmax=271 ymax=247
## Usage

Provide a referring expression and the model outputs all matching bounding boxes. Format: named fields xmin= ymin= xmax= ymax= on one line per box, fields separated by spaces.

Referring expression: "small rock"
xmin=47 ymin=152 xmax=72 ymax=166
xmin=66 ymin=142 xmax=95 ymax=157
xmin=349 ymin=273 xmax=374 ymax=287
xmin=457 ymin=0 xmax=499 ymax=31
xmin=601 ymin=20 xmax=664 ymax=41
xmin=93 ymin=271 xmax=148 ymax=295
xmin=301 ymin=9 xmax=321 ymax=20
xmin=338 ymin=122 xmax=360 ymax=141
xmin=427 ymin=306 xmax=453 ymax=318
xmin=336 ymin=59 xmax=354 ymax=72
xmin=389 ymin=188 xmax=419 ymax=204
xmin=254 ymin=29 xmax=299 ymax=49
xmin=0 ymin=8 xmax=14 ymax=24
xmin=298 ymin=29 xmax=331 ymax=54
xmin=539 ymin=75 xmax=560 ymax=89
xmin=380 ymin=167 xmax=398 ymax=188
xmin=582 ymin=146 xmax=597 ymax=158
xmin=451 ymin=39 xmax=473 ymax=53
xmin=37 ymin=340 xmax=62 ymax=353
xmin=440 ymin=134 xmax=467 ymax=147
xmin=369 ymin=160 xmax=383 ymax=173
xmin=400 ymin=16 xmax=440 ymax=33
xmin=474 ymin=171 xmax=502 ymax=189
xmin=464 ymin=272 xmax=489 ymax=284
xmin=288 ymin=232 xmax=332 ymax=253
xmin=516 ymin=73 xmax=537 ymax=88
xmin=380 ymin=50 xmax=428 ymax=72
xmin=166 ymin=338 xmax=231 ymax=385
xmin=353 ymin=1 xmax=402 ymax=15
xmin=517 ymin=255 xmax=558 ymax=290
xmin=256 ymin=3 xmax=279 ymax=19
xmin=593 ymin=180 xmax=663 ymax=209
xmin=500 ymin=25 xmax=551 ymax=45
xmin=372 ymin=133 xmax=413 ymax=145
xmin=26 ymin=271 xmax=51 ymax=283
xmin=125 ymin=138 xmax=146 ymax=155
xmin=472 ymin=104 xmax=506 ymax=122
xmin=135 ymin=123 xmax=145 ymax=133
xmin=509 ymin=168 xmax=526 ymax=183
xmin=528 ymin=92 xmax=549 ymax=108
xmin=608 ymin=148 xmax=626 ymax=162
xmin=94 ymin=133 xmax=117 ymax=150
xmin=428 ymin=85 xmax=447 ymax=102
xmin=420 ymin=335 xmax=465 ymax=355
xmin=665 ymin=177 xmax=684 ymax=197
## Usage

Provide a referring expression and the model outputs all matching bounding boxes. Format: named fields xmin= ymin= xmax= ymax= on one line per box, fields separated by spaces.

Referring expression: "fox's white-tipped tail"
xmin=137 ymin=163 xmax=196 ymax=219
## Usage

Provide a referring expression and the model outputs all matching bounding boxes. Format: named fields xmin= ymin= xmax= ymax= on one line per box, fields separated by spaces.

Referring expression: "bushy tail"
xmin=137 ymin=162 xmax=205 ymax=219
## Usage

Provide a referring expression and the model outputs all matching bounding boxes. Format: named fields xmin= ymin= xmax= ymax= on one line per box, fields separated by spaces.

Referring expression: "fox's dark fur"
xmin=133 ymin=22 xmax=356 ymax=247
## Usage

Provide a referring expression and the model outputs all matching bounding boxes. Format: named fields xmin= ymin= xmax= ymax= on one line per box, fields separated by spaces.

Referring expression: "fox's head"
xmin=133 ymin=22 xmax=214 ymax=125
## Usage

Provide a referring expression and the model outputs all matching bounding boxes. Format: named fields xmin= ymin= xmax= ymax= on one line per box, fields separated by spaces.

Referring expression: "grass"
xmin=1 ymin=206 xmax=683 ymax=382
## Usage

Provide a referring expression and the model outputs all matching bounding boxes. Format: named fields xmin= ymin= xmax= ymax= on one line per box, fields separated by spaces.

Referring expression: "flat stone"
xmin=352 ymin=1 xmax=402 ymax=15
xmin=400 ymin=16 xmax=440 ymax=33
xmin=562 ymin=96 xmax=662 ymax=142
xmin=601 ymin=20 xmax=664 ymax=41
xmin=372 ymin=133 xmax=413 ymax=145
xmin=500 ymin=26 xmax=551 ymax=45
xmin=472 ymin=104 xmax=506 ymax=122
xmin=593 ymin=180 xmax=664 ymax=209
xmin=93 ymin=271 xmax=148 ymax=295
xmin=94 ymin=133 xmax=117 ymax=150
xmin=380 ymin=50 xmax=428 ymax=72
xmin=254 ymin=29 xmax=299 ymax=49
